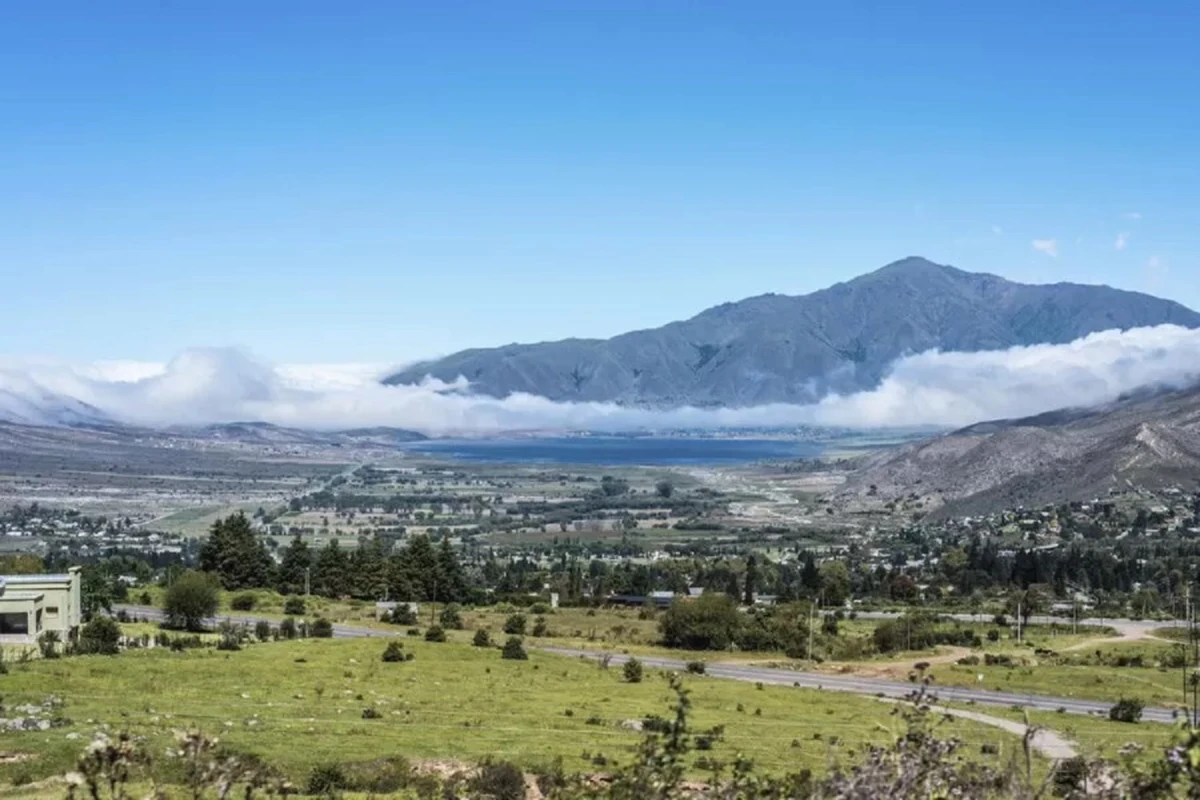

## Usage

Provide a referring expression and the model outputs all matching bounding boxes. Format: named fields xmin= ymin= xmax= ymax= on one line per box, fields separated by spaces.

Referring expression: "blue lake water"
xmin=401 ymin=436 xmax=824 ymax=465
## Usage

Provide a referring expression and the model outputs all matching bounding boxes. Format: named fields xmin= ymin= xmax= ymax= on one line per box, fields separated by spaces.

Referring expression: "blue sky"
xmin=2 ymin=1 xmax=1198 ymax=366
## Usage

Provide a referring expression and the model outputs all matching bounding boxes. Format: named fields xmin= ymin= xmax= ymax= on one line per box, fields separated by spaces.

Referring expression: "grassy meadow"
xmin=0 ymin=633 xmax=1027 ymax=792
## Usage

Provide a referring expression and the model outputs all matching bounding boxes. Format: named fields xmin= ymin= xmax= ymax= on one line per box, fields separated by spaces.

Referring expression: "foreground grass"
xmin=0 ymin=636 xmax=1027 ymax=790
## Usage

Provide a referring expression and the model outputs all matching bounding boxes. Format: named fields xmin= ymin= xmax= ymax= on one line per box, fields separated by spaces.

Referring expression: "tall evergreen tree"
xmin=198 ymin=512 xmax=273 ymax=590
xmin=436 ymin=537 xmax=467 ymax=602
xmin=312 ymin=540 xmax=350 ymax=597
xmin=276 ymin=537 xmax=312 ymax=596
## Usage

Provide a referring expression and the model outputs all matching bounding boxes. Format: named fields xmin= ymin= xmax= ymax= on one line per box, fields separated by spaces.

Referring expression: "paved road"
xmin=116 ymin=604 xmax=1187 ymax=727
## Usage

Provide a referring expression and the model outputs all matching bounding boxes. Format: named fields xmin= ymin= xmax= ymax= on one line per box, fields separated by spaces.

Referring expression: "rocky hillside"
xmin=384 ymin=257 xmax=1200 ymax=407
xmin=838 ymin=384 xmax=1200 ymax=517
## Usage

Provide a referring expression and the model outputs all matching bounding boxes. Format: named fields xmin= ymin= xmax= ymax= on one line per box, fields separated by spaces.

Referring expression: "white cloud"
xmin=3 ymin=326 xmax=1200 ymax=433
xmin=1124 ymin=211 xmax=1143 ymax=221
xmin=1032 ymin=238 xmax=1059 ymax=258
xmin=1115 ymin=231 xmax=1130 ymax=251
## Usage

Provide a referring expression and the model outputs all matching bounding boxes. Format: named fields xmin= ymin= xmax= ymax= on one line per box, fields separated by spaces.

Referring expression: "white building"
xmin=0 ymin=567 xmax=83 ymax=644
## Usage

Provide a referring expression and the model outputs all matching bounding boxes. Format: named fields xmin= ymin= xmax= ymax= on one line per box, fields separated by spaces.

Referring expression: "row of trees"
xmin=198 ymin=512 xmax=470 ymax=602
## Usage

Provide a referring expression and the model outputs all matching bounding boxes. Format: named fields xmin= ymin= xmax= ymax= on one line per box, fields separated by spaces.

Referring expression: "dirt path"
xmin=933 ymin=706 xmax=1078 ymax=760
xmin=810 ymin=646 xmax=972 ymax=679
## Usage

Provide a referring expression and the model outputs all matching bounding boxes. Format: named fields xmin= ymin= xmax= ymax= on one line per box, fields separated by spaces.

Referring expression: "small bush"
xmin=390 ymin=605 xmax=418 ymax=625
xmin=308 ymin=763 xmax=348 ymax=795
xmin=685 ymin=660 xmax=707 ymax=675
xmin=382 ymin=641 xmax=406 ymax=662
xmin=473 ymin=629 xmax=492 ymax=647
xmin=230 ymin=592 xmax=257 ymax=611
xmin=424 ymin=625 xmax=447 ymax=643
xmin=311 ymin=618 xmax=334 ymax=638
xmin=362 ymin=707 xmax=383 ymax=720
xmin=77 ymin=616 xmax=121 ymax=655
xmin=530 ymin=602 xmax=551 ymax=615
xmin=439 ymin=604 xmax=464 ymax=630
xmin=279 ymin=617 xmax=298 ymax=640
xmin=254 ymin=620 xmax=272 ymax=641
xmin=501 ymin=636 xmax=528 ymax=660
xmin=503 ymin=613 xmax=527 ymax=635
xmin=532 ymin=616 xmax=549 ymax=637
xmin=1109 ymin=697 xmax=1144 ymax=723
xmin=623 ymin=658 xmax=644 ymax=683
xmin=138 ymin=591 xmax=153 ymax=605
xmin=472 ymin=760 xmax=526 ymax=800
xmin=284 ymin=597 xmax=306 ymax=616
xmin=986 ymin=630 xmax=1000 ymax=642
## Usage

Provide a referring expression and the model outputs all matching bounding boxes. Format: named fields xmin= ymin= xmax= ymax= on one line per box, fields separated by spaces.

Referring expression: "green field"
xmin=0 ymin=634 xmax=1028 ymax=792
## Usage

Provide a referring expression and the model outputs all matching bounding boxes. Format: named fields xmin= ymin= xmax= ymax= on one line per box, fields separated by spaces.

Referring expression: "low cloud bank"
xmin=2 ymin=325 xmax=1200 ymax=434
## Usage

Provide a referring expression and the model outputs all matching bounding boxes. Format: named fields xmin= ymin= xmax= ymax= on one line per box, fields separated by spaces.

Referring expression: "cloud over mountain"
xmin=2 ymin=325 xmax=1200 ymax=434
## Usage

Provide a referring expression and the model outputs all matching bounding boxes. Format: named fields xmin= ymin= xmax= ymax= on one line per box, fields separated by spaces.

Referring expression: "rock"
xmin=619 ymin=719 xmax=642 ymax=731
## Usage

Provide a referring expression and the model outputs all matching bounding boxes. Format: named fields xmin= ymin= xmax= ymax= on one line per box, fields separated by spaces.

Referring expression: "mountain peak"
xmin=384 ymin=259 xmax=1200 ymax=407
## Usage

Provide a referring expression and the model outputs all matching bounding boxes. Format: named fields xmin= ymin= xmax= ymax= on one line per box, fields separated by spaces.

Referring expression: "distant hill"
xmin=837 ymin=383 xmax=1200 ymax=518
xmin=383 ymin=257 xmax=1200 ymax=407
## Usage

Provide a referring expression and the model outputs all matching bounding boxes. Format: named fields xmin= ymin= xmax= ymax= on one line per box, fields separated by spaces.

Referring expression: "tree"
xmin=439 ymin=603 xmax=464 ymax=630
xmin=473 ymin=629 xmax=492 ymax=647
xmin=198 ymin=513 xmax=273 ymax=591
xmin=381 ymin=641 xmax=406 ymax=662
xmin=163 ymin=571 xmax=220 ymax=631
xmin=76 ymin=616 xmax=121 ymax=655
xmin=818 ymin=561 xmax=851 ymax=606
xmin=503 ymin=613 xmax=527 ymax=635
xmin=659 ymin=594 xmax=741 ymax=651
xmin=436 ymin=537 xmax=468 ymax=602
xmin=80 ymin=565 xmax=116 ymax=620
xmin=276 ymin=537 xmax=312 ymax=596
xmin=311 ymin=618 xmax=334 ymax=638
xmin=743 ymin=555 xmax=759 ymax=606
xmin=623 ymin=658 xmax=644 ymax=683
xmin=312 ymin=541 xmax=350 ymax=598
xmin=1109 ymin=697 xmax=1144 ymax=723
xmin=655 ymin=480 xmax=674 ymax=499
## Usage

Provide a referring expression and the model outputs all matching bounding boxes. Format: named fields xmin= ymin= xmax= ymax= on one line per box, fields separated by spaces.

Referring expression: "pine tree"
xmin=198 ymin=512 xmax=273 ymax=590
xmin=436 ymin=537 xmax=467 ymax=602
xmin=276 ymin=537 xmax=312 ymax=596
xmin=312 ymin=540 xmax=350 ymax=598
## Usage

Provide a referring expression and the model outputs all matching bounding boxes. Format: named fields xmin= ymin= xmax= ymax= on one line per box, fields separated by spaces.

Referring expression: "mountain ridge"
xmin=384 ymin=257 xmax=1200 ymax=407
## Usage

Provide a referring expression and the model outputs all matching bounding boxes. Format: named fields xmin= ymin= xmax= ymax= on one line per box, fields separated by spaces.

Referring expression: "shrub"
xmin=685 ymin=660 xmax=707 ymax=675
xmin=503 ymin=613 xmax=527 ymax=635
xmin=390 ymin=605 xmax=418 ymax=625
xmin=659 ymin=594 xmax=741 ymax=651
xmin=138 ymin=591 xmax=153 ymax=605
xmin=530 ymin=602 xmax=551 ymax=615
xmin=439 ymin=604 xmax=464 ymax=630
xmin=279 ymin=617 xmax=298 ymax=640
xmin=163 ymin=571 xmax=220 ymax=632
xmin=1109 ymin=697 xmax=1144 ymax=723
xmin=424 ymin=625 xmax=447 ymax=643
xmin=471 ymin=760 xmax=526 ymax=800
xmin=382 ymin=641 xmax=406 ymax=662
xmin=986 ymin=629 xmax=1000 ymax=642
xmin=308 ymin=763 xmax=348 ymax=795
xmin=77 ymin=615 xmax=121 ymax=655
xmin=38 ymin=630 xmax=62 ymax=659
xmin=230 ymin=592 xmax=257 ymax=611
xmin=283 ymin=596 xmax=307 ymax=616
xmin=623 ymin=658 xmax=644 ymax=683
xmin=254 ymin=620 xmax=271 ymax=641
xmin=362 ymin=707 xmax=383 ymax=720
xmin=532 ymin=616 xmax=549 ymax=637
xmin=501 ymin=636 xmax=528 ymax=660
xmin=473 ymin=629 xmax=492 ymax=647
xmin=311 ymin=618 xmax=334 ymax=638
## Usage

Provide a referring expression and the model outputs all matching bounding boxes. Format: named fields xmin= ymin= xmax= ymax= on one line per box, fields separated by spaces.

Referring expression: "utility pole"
xmin=304 ymin=567 xmax=310 ymax=597
xmin=1017 ymin=599 xmax=1023 ymax=644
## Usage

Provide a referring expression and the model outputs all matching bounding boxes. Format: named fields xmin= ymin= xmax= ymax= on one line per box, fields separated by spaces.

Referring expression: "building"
xmin=0 ymin=567 xmax=83 ymax=644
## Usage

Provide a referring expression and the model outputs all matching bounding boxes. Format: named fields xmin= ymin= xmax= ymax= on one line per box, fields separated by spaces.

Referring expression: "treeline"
xmin=199 ymin=513 xmax=471 ymax=603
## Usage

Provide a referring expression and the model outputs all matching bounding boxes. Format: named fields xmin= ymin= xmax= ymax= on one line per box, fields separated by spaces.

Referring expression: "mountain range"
xmin=838 ymin=382 xmax=1200 ymax=517
xmin=384 ymin=257 xmax=1200 ymax=407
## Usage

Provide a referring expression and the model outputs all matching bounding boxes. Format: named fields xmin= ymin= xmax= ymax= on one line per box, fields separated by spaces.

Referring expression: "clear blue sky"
xmin=3 ymin=1 xmax=1198 ymax=365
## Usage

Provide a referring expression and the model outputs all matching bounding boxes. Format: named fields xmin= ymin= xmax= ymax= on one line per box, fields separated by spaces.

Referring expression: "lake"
xmin=401 ymin=436 xmax=824 ymax=465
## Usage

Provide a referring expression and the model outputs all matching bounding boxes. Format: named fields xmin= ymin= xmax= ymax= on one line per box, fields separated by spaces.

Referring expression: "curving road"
xmin=115 ymin=604 xmax=1188 ymax=728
